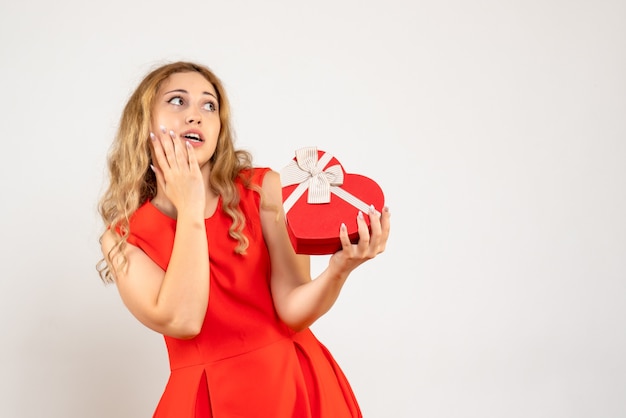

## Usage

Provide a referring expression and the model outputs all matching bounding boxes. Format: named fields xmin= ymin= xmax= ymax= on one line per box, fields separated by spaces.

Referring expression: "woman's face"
xmin=151 ymin=71 xmax=221 ymax=168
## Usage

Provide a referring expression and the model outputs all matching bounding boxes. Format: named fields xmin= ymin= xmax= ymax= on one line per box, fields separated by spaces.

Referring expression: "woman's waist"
xmin=163 ymin=320 xmax=299 ymax=370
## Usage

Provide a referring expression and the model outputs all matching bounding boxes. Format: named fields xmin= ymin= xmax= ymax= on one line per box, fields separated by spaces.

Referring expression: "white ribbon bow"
xmin=280 ymin=147 xmax=371 ymax=215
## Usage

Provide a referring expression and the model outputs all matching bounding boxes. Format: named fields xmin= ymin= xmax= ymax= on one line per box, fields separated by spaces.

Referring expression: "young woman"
xmin=98 ymin=61 xmax=391 ymax=417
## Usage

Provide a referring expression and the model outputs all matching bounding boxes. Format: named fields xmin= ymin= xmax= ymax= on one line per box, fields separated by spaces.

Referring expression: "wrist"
xmin=176 ymin=209 xmax=206 ymax=227
xmin=324 ymin=262 xmax=351 ymax=284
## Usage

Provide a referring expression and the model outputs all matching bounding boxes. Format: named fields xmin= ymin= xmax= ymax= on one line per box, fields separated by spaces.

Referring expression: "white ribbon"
xmin=280 ymin=147 xmax=371 ymax=215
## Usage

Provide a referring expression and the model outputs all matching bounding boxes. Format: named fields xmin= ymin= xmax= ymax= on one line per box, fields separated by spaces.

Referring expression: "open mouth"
xmin=183 ymin=133 xmax=204 ymax=143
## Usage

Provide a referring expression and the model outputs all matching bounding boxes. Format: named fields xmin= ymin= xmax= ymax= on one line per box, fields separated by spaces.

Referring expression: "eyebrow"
xmin=164 ymin=89 xmax=218 ymax=100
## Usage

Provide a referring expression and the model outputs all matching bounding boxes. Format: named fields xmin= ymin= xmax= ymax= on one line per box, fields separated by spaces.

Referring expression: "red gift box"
xmin=280 ymin=147 xmax=385 ymax=255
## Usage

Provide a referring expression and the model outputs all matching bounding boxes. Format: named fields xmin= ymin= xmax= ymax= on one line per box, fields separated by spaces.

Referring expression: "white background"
xmin=1 ymin=1 xmax=625 ymax=417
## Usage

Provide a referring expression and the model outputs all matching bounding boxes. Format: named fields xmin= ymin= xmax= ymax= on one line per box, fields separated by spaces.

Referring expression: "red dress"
xmin=127 ymin=168 xmax=362 ymax=418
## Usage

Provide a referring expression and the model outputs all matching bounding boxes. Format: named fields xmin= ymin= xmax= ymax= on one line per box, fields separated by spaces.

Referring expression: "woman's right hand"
xmin=150 ymin=126 xmax=206 ymax=217
xmin=109 ymin=126 xmax=210 ymax=339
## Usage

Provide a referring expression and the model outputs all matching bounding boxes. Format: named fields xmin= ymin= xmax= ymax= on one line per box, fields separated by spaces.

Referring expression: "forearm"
xmin=278 ymin=267 xmax=349 ymax=332
xmin=155 ymin=213 xmax=209 ymax=336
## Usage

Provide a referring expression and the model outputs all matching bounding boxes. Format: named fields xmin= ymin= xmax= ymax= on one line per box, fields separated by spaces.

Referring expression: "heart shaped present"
xmin=280 ymin=146 xmax=385 ymax=255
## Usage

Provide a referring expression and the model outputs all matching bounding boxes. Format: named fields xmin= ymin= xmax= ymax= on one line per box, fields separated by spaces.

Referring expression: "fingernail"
xmin=169 ymin=130 xmax=175 ymax=138
xmin=150 ymin=164 xmax=156 ymax=172
xmin=357 ymin=211 xmax=364 ymax=220
xmin=340 ymin=223 xmax=346 ymax=232
xmin=160 ymin=125 xmax=166 ymax=133
xmin=369 ymin=204 xmax=380 ymax=216
xmin=150 ymin=132 xmax=156 ymax=140
xmin=185 ymin=141 xmax=191 ymax=148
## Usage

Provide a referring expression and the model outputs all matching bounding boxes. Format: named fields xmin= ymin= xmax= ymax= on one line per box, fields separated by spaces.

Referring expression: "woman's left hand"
xmin=328 ymin=205 xmax=391 ymax=279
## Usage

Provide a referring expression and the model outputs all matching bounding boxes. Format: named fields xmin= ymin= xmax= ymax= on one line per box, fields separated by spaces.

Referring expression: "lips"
xmin=181 ymin=130 xmax=204 ymax=143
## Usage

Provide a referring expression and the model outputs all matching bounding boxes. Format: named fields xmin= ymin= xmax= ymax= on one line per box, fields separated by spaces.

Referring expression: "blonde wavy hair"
xmin=97 ymin=61 xmax=254 ymax=284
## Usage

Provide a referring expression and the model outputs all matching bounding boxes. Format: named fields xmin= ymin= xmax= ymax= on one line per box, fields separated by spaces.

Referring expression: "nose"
xmin=186 ymin=111 xmax=202 ymax=125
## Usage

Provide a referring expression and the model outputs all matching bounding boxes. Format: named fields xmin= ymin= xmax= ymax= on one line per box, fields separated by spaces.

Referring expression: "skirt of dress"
xmin=152 ymin=329 xmax=362 ymax=418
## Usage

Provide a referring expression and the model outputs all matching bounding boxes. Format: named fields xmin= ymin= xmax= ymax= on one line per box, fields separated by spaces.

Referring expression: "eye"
xmin=168 ymin=96 xmax=184 ymax=106
xmin=203 ymin=101 xmax=217 ymax=112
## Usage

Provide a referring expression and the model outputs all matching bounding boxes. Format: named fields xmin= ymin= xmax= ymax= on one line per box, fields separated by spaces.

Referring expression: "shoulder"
xmin=100 ymin=201 xmax=155 ymax=257
xmin=234 ymin=167 xmax=283 ymax=221
xmin=127 ymin=200 xmax=176 ymax=265
xmin=129 ymin=200 xmax=174 ymax=235
xmin=237 ymin=167 xmax=273 ymax=188
xmin=240 ymin=167 xmax=282 ymax=200
xmin=235 ymin=167 xmax=277 ymax=208
xmin=260 ymin=169 xmax=281 ymax=193
xmin=100 ymin=227 xmax=147 ymax=281
xmin=127 ymin=200 xmax=152 ymax=226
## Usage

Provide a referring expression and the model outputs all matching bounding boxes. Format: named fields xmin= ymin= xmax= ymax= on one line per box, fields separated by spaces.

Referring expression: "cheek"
xmin=213 ymin=120 xmax=222 ymax=137
xmin=149 ymin=115 xmax=161 ymax=132
xmin=150 ymin=110 xmax=175 ymax=131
